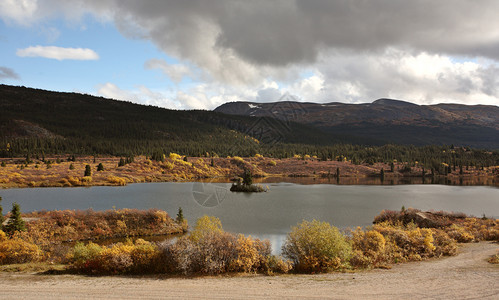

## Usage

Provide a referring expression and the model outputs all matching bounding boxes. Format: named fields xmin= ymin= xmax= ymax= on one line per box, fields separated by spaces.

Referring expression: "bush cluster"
xmin=1 ymin=207 xmax=496 ymax=275
xmin=0 ymin=230 xmax=43 ymax=264
xmin=22 ymin=208 xmax=187 ymax=246
xmin=67 ymin=216 xmax=291 ymax=275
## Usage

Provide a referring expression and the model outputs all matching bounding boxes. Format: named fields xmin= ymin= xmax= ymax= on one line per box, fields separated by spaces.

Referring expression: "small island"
xmin=230 ymin=169 xmax=267 ymax=192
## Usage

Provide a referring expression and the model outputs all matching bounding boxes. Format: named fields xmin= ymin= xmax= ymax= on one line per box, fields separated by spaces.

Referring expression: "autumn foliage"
xmin=0 ymin=208 xmax=497 ymax=276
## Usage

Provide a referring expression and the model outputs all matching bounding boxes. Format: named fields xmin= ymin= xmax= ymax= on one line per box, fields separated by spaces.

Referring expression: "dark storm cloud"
xmin=0 ymin=67 xmax=20 ymax=80
xmin=92 ymin=0 xmax=499 ymax=67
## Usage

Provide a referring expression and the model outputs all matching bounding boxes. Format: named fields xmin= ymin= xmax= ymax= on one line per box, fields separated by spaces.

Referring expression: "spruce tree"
xmin=84 ymin=164 xmax=92 ymax=176
xmin=242 ymin=169 xmax=253 ymax=186
xmin=5 ymin=202 xmax=26 ymax=235
xmin=176 ymin=207 xmax=184 ymax=223
xmin=97 ymin=163 xmax=104 ymax=171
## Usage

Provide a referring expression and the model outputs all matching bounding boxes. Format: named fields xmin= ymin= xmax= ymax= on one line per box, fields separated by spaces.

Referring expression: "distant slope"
xmin=215 ymin=99 xmax=499 ymax=148
xmin=0 ymin=85 xmax=337 ymax=156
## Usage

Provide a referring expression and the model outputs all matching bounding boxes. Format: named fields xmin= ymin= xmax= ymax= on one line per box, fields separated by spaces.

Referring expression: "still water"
xmin=1 ymin=182 xmax=498 ymax=252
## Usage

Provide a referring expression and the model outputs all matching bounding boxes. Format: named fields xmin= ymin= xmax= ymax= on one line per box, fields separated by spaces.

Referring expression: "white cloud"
xmin=313 ymin=49 xmax=499 ymax=105
xmin=5 ymin=1 xmax=499 ymax=108
xmin=144 ymin=59 xmax=192 ymax=83
xmin=96 ymin=83 xmax=180 ymax=109
xmin=16 ymin=45 xmax=99 ymax=60
xmin=0 ymin=0 xmax=38 ymax=26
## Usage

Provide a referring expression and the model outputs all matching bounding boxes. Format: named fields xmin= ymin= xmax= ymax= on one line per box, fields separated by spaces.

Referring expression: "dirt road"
xmin=1 ymin=242 xmax=497 ymax=299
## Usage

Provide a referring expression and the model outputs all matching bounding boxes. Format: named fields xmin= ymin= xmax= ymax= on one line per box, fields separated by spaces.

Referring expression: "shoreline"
xmin=1 ymin=155 xmax=497 ymax=189
xmin=0 ymin=241 xmax=497 ymax=299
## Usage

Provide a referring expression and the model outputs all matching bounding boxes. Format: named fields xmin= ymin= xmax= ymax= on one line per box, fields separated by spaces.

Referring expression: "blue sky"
xmin=1 ymin=16 xmax=184 ymax=99
xmin=1 ymin=1 xmax=499 ymax=109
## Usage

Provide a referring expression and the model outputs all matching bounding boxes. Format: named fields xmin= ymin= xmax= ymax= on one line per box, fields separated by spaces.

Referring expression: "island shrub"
xmin=282 ymin=220 xmax=352 ymax=273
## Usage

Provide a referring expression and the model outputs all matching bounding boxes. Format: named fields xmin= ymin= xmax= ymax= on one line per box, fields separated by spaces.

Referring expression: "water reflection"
xmin=1 ymin=181 xmax=498 ymax=254
xmin=203 ymin=176 xmax=498 ymax=186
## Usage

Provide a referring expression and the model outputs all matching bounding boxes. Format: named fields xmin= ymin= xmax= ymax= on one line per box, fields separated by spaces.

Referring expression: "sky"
xmin=1 ymin=0 xmax=499 ymax=110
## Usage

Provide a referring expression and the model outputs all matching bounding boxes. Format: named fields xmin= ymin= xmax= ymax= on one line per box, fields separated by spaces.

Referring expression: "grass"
xmin=0 ymin=262 xmax=66 ymax=273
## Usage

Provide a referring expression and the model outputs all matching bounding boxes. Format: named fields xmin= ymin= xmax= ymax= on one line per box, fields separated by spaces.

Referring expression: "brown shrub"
xmin=24 ymin=208 xmax=182 ymax=244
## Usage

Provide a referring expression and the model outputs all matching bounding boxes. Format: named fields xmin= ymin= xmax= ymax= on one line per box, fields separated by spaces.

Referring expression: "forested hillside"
xmin=1 ymin=85 xmax=498 ymax=170
xmin=0 ymin=85 xmax=334 ymax=157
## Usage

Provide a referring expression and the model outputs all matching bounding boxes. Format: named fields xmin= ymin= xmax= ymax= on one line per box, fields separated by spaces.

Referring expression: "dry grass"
xmin=1 ymin=155 xmax=496 ymax=188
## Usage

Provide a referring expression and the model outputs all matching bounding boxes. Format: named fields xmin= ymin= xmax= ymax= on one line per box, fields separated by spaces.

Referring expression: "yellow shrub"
xmin=81 ymin=176 xmax=92 ymax=183
xmin=254 ymin=154 xmax=263 ymax=158
xmin=446 ymin=224 xmax=475 ymax=243
xmin=0 ymin=230 xmax=6 ymax=242
xmin=190 ymin=216 xmax=223 ymax=243
xmin=268 ymin=160 xmax=277 ymax=166
xmin=67 ymin=242 xmax=103 ymax=267
xmin=0 ymin=238 xmax=43 ymax=264
xmin=282 ymin=220 xmax=352 ymax=273
xmin=130 ymin=239 xmax=158 ymax=272
xmin=164 ymin=161 xmax=174 ymax=170
xmin=350 ymin=228 xmax=386 ymax=268
xmin=230 ymin=234 xmax=260 ymax=272
xmin=107 ymin=176 xmax=127 ymax=186
xmin=232 ymin=156 xmax=244 ymax=163
xmin=169 ymin=153 xmax=182 ymax=160
xmin=67 ymin=176 xmax=81 ymax=186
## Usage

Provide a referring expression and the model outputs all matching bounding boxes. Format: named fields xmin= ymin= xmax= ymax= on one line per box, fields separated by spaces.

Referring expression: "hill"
xmin=0 ymin=84 xmax=334 ymax=157
xmin=215 ymin=99 xmax=499 ymax=148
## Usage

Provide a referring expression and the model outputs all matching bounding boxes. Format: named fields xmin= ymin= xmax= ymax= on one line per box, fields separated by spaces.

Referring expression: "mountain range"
xmin=0 ymin=84 xmax=498 ymax=155
xmin=215 ymin=99 xmax=499 ymax=148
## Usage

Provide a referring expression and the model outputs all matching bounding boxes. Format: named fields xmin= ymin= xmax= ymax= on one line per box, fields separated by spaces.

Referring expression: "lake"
xmin=1 ymin=182 xmax=498 ymax=253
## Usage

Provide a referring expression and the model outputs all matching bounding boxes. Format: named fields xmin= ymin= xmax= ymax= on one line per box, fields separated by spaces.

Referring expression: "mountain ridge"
xmin=214 ymin=98 xmax=499 ymax=148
